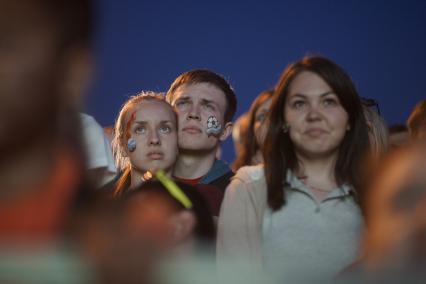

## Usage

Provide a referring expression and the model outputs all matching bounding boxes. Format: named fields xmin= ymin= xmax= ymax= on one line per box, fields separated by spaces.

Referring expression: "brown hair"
xmin=363 ymin=105 xmax=389 ymax=158
xmin=263 ymin=56 xmax=370 ymax=211
xmin=166 ymin=69 xmax=237 ymax=123
xmin=232 ymin=90 xmax=274 ymax=171
xmin=407 ymin=100 xmax=426 ymax=139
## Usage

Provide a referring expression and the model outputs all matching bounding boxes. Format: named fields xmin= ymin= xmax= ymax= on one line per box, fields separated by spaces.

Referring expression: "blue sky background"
xmin=86 ymin=0 xmax=426 ymax=163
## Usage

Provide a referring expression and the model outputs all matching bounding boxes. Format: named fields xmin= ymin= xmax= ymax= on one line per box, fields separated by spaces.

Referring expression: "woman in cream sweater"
xmin=218 ymin=56 xmax=371 ymax=282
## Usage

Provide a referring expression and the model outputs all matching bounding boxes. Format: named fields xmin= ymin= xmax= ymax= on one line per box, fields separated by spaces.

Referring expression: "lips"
xmin=182 ymin=125 xmax=202 ymax=134
xmin=147 ymin=151 xmax=164 ymax=160
xmin=305 ymin=128 xmax=327 ymax=137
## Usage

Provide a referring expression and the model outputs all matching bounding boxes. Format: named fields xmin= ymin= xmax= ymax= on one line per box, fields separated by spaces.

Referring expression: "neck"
xmin=173 ymin=149 xmax=217 ymax=179
xmin=0 ymin=136 xmax=57 ymax=199
xmin=251 ymin=150 xmax=264 ymax=165
xmin=295 ymin=151 xmax=339 ymax=188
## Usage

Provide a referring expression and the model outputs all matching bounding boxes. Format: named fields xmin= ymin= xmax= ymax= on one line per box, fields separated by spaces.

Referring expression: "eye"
xmin=323 ymin=97 xmax=338 ymax=107
xmin=159 ymin=125 xmax=172 ymax=134
xmin=256 ymin=113 xmax=266 ymax=123
xmin=291 ymin=100 xmax=305 ymax=109
xmin=175 ymin=100 xmax=189 ymax=110
xmin=134 ymin=126 xmax=146 ymax=134
xmin=204 ymin=103 xmax=216 ymax=111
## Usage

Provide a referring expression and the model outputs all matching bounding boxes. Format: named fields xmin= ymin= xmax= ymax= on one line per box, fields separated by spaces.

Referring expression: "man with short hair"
xmin=166 ymin=69 xmax=237 ymax=214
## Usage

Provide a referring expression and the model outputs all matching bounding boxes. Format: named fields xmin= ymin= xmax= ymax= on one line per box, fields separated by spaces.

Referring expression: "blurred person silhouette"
xmin=338 ymin=142 xmax=426 ymax=284
xmin=80 ymin=113 xmax=117 ymax=189
xmin=112 ymin=92 xmax=178 ymax=196
xmin=123 ymin=177 xmax=215 ymax=253
xmin=407 ymin=100 xmax=426 ymax=141
xmin=388 ymin=124 xmax=409 ymax=149
xmin=218 ymin=56 xmax=371 ymax=283
xmin=231 ymin=112 xmax=249 ymax=161
xmin=69 ymin=175 xmax=215 ymax=284
xmin=232 ymin=90 xmax=274 ymax=171
xmin=0 ymin=0 xmax=94 ymax=242
xmin=0 ymin=0 xmax=97 ymax=283
xmin=361 ymin=98 xmax=389 ymax=159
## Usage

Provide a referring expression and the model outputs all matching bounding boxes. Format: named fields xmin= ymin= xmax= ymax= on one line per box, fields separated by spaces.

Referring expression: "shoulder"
xmin=232 ymin=164 xmax=265 ymax=184
xmin=221 ymin=164 xmax=268 ymax=223
xmin=225 ymin=164 xmax=267 ymax=203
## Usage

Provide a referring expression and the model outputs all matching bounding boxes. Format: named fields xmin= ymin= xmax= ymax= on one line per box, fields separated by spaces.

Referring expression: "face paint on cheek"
xmin=206 ymin=116 xmax=222 ymax=137
xmin=127 ymin=138 xmax=137 ymax=152
xmin=125 ymin=112 xmax=137 ymax=152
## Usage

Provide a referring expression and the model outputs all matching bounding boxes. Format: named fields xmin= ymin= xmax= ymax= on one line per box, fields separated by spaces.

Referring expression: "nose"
xmin=187 ymin=104 xmax=201 ymax=121
xmin=306 ymin=105 xmax=322 ymax=122
xmin=149 ymin=130 xmax=161 ymax=146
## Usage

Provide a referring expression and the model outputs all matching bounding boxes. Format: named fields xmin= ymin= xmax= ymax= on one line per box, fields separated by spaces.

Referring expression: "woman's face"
xmin=284 ymin=71 xmax=349 ymax=159
xmin=126 ymin=100 xmax=178 ymax=175
xmin=254 ymin=97 xmax=272 ymax=148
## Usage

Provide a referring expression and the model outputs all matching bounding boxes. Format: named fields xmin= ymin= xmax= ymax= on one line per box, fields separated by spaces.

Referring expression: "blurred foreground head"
xmin=362 ymin=142 xmax=426 ymax=277
xmin=123 ymin=180 xmax=215 ymax=252
xmin=0 ymin=0 xmax=94 ymax=241
xmin=407 ymin=100 xmax=426 ymax=141
xmin=0 ymin=0 xmax=93 ymax=156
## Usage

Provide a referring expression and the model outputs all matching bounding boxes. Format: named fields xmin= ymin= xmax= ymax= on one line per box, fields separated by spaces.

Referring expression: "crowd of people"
xmin=1 ymin=0 xmax=426 ymax=283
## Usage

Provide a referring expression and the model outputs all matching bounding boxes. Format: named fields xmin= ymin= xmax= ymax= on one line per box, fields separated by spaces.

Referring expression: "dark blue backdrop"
xmin=86 ymin=0 xmax=426 ymax=163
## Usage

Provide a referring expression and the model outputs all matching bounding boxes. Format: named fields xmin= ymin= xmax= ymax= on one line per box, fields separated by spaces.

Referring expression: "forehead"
xmin=173 ymin=83 xmax=227 ymax=107
xmin=256 ymin=98 xmax=272 ymax=113
xmin=288 ymin=71 xmax=333 ymax=97
xmin=130 ymin=100 xmax=176 ymax=123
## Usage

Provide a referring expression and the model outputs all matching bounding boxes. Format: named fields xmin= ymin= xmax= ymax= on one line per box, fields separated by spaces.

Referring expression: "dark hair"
xmin=389 ymin=124 xmax=408 ymax=135
xmin=263 ymin=56 xmax=370 ymax=211
xmin=35 ymin=0 xmax=94 ymax=48
xmin=232 ymin=90 xmax=274 ymax=171
xmin=125 ymin=180 xmax=216 ymax=244
xmin=407 ymin=100 xmax=426 ymax=139
xmin=166 ymin=69 xmax=237 ymax=123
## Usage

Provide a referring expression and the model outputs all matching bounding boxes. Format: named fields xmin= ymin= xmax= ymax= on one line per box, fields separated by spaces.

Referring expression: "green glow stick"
xmin=155 ymin=170 xmax=193 ymax=209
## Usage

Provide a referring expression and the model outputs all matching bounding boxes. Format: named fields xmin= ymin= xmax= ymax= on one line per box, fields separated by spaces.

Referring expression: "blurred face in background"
xmin=365 ymin=145 xmax=426 ymax=266
xmin=254 ymin=97 xmax=272 ymax=148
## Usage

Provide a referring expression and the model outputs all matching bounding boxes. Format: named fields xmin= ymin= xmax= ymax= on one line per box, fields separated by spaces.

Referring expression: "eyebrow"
xmin=174 ymin=96 xmax=191 ymax=102
xmin=290 ymin=91 xmax=335 ymax=98
xmin=133 ymin=120 xmax=174 ymax=125
xmin=200 ymin=98 xmax=217 ymax=106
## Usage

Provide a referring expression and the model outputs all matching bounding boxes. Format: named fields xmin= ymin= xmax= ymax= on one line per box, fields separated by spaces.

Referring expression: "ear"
xmin=171 ymin=211 xmax=196 ymax=243
xmin=219 ymin=122 xmax=233 ymax=142
xmin=62 ymin=47 xmax=94 ymax=109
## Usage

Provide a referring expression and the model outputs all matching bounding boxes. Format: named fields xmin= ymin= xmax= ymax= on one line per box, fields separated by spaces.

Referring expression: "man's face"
xmin=170 ymin=83 xmax=231 ymax=152
xmin=0 ymin=1 xmax=67 ymax=152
